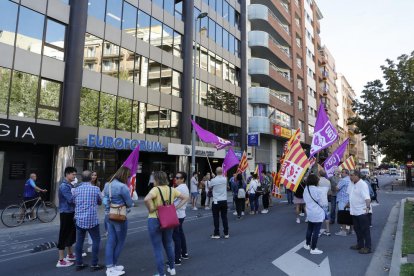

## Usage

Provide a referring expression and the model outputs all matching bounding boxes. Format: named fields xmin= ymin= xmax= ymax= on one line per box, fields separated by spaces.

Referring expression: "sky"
xmin=316 ymin=0 xmax=414 ymax=96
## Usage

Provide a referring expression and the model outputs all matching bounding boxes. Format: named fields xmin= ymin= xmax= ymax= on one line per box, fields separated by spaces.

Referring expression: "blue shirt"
xmin=24 ymin=179 xmax=37 ymax=198
xmin=58 ymin=179 xmax=75 ymax=213
xmin=74 ymin=182 xmax=101 ymax=229
xmin=103 ymin=179 xmax=133 ymax=214
xmin=336 ymin=176 xmax=351 ymax=205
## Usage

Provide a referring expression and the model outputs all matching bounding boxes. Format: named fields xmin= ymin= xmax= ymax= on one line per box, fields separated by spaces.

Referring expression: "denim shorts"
xmin=191 ymin=192 xmax=199 ymax=198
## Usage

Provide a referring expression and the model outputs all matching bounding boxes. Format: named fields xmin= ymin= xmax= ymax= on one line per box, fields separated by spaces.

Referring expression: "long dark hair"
xmin=237 ymin=174 xmax=243 ymax=186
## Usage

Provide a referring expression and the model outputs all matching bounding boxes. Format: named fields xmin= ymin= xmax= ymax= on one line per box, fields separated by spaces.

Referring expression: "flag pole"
xmin=200 ymin=141 xmax=214 ymax=175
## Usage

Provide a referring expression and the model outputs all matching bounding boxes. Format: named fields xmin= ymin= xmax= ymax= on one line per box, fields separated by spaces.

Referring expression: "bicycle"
xmin=1 ymin=194 xmax=58 ymax=227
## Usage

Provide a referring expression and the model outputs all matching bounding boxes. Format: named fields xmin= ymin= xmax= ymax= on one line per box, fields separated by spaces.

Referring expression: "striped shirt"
xmin=74 ymin=182 xmax=101 ymax=229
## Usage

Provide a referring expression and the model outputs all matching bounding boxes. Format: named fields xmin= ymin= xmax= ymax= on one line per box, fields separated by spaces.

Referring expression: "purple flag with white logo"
xmin=123 ymin=145 xmax=140 ymax=176
xmin=222 ymin=148 xmax=240 ymax=176
xmin=310 ymin=103 xmax=339 ymax=157
xmin=324 ymin=139 xmax=349 ymax=177
xmin=191 ymin=120 xmax=232 ymax=150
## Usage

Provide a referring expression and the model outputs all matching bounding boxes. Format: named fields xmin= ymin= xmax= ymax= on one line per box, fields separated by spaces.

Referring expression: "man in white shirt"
xmin=348 ymin=170 xmax=372 ymax=254
xmin=190 ymin=172 xmax=199 ymax=210
xmin=209 ymin=167 xmax=229 ymax=239
xmin=173 ymin=172 xmax=190 ymax=265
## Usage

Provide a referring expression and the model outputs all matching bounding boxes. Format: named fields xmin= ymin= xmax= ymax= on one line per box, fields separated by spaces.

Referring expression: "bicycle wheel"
xmin=1 ymin=205 xmax=25 ymax=227
xmin=37 ymin=201 xmax=58 ymax=223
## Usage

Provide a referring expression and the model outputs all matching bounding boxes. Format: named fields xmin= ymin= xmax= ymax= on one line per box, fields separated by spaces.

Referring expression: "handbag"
xmin=108 ymin=182 xmax=127 ymax=222
xmin=156 ymin=187 xmax=180 ymax=230
xmin=337 ymin=209 xmax=353 ymax=225
xmin=237 ymin=183 xmax=246 ymax=199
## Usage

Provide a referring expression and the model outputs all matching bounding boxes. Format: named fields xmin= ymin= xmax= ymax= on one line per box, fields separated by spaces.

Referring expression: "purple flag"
xmin=191 ymin=120 xmax=232 ymax=150
xmin=123 ymin=145 xmax=140 ymax=176
xmin=324 ymin=139 xmax=349 ymax=177
xmin=310 ymin=103 xmax=339 ymax=157
xmin=222 ymin=148 xmax=240 ymax=175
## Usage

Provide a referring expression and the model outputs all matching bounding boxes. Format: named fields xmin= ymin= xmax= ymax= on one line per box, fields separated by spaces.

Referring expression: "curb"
xmin=389 ymin=198 xmax=406 ymax=275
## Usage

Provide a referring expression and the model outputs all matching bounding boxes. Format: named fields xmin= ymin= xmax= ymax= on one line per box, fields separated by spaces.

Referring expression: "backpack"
xmin=237 ymin=182 xmax=246 ymax=199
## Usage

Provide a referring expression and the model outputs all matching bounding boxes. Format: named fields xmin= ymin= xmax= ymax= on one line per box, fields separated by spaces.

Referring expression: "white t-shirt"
xmin=318 ymin=177 xmax=331 ymax=206
xmin=190 ymin=177 xmax=198 ymax=193
xmin=210 ymin=175 xmax=227 ymax=202
xmin=174 ymin=183 xmax=189 ymax=219
xmin=347 ymin=179 xmax=371 ymax=216
xmin=303 ymin=186 xmax=325 ymax=223
xmin=248 ymin=179 xmax=260 ymax=195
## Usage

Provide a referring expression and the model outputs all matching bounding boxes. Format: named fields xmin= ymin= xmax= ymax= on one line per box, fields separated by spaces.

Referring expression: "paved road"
xmin=0 ymin=176 xmax=411 ymax=276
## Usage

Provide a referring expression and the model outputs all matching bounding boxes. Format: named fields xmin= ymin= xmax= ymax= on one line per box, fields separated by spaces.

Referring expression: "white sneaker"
xmin=167 ymin=267 xmax=176 ymax=275
xmin=335 ymin=230 xmax=348 ymax=236
xmin=205 ymin=207 xmax=210 ymax=210
xmin=261 ymin=209 xmax=269 ymax=214
xmin=192 ymin=207 xmax=198 ymax=210
xmin=305 ymin=218 xmax=309 ymax=223
xmin=299 ymin=212 xmax=305 ymax=217
xmin=233 ymin=211 xmax=237 ymax=215
xmin=310 ymin=248 xmax=323 ymax=255
xmin=87 ymin=246 xmax=92 ymax=253
xmin=56 ymin=259 xmax=74 ymax=267
xmin=296 ymin=218 xmax=300 ymax=224
xmin=114 ymin=265 xmax=124 ymax=271
xmin=303 ymin=244 xmax=310 ymax=250
xmin=241 ymin=211 xmax=245 ymax=216
xmin=106 ymin=268 xmax=125 ymax=276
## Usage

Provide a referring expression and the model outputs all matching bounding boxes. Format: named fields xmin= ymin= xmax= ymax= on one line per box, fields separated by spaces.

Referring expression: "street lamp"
xmin=191 ymin=12 xmax=208 ymax=176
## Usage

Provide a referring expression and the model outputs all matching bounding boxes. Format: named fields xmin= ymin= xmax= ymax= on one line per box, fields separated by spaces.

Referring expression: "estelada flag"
xmin=279 ymin=139 xmax=311 ymax=192
xmin=338 ymin=155 xmax=356 ymax=171
xmin=236 ymin=151 xmax=248 ymax=174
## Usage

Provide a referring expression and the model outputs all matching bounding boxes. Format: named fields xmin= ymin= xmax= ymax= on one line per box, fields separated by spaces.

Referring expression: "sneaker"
xmin=261 ymin=209 xmax=269 ymax=214
xmin=56 ymin=259 xmax=74 ymax=268
xmin=82 ymin=252 xmax=87 ymax=257
xmin=167 ymin=267 xmax=176 ymax=275
xmin=335 ymin=230 xmax=347 ymax=236
xmin=249 ymin=211 xmax=255 ymax=215
xmin=175 ymin=259 xmax=182 ymax=266
xmin=65 ymin=254 xmax=76 ymax=261
xmin=224 ymin=234 xmax=230 ymax=239
xmin=350 ymin=244 xmax=361 ymax=250
xmin=210 ymin=234 xmax=220 ymax=239
xmin=192 ymin=207 xmax=198 ymax=211
xmin=310 ymin=248 xmax=323 ymax=255
xmin=296 ymin=218 xmax=300 ymax=224
xmin=303 ymin=244 xmax=310 ymax=250
xmin=205 ymin=207 xmax=210 ymax=210
xmin=87 ymin=246 xmax=92 ymax=253
xmin=241 ymin=211 xmax=245 ymax=216
xmin=299 ymin=212 xmax=305 ymax=217
xmin=181 ymin=253 xmax=189 ymax=260
xmin=323 ymin=231 xmax=331 ymax=236
xmin=106 ymin=267 xmax=125 ymax=276
xmin=233 ymin=211 xmax=237 ymax=215
xmin=113 ymin=265 xmax=124 ymax=271
xmin=90 ymin=264 xmax=105 ymax=271
xmin=76 ymin=264 xmax=88 ymax=271
xmin=358 ymin=247 xmax=372 ymax=254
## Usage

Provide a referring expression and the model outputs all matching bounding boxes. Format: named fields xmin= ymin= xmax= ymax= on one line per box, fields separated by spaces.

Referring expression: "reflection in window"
xmin=99 ymin=92 xmax=116 ymax=129
xmin=44 ymin=19 xmax=66 ymax=61
xmin=116 ymin=97 xmax=132 ymax=131
xmin=159 ymin=108 xmax=170 ymax=137
xmin=88 ymin=0 xmax=106 ymax=21
xmin=150 ymin=18 xmax=163 ymax=48
xmin=208 ymin=19 xmax=216 ymax=41
xmin=102 ymin=42 xmax=120 ymax=77
xmin=229 ymin=35 xmax=235 ymax=55
xmin=216 ymin=0 xmax=223 ymax=16
xmin=216 ymin=24 xmax=222 ymax=47
xmin=136 ymin=56 xmax=149 ymax=86
xmin=84 ymin=34 xmax=103 ymax=73
xmin=122 ymin=2 xmax=137 ymax=36
xmin=138 ymin=102 xmax=146 ymax=133
xmin=0 ymin=0 xmax=18 ymax=47
xmin=119 ymin=48 xmax=135 ymax=82
xmin=162 ymin=25 xmax=174 ymax=52
xmin=16 ymin=7 xmax=45 ymax=54
xmin=222 ymin=30 xmax=229 ymax=51
xmin=199 ymin=81 xmax=208 ymax=106
xmin=229 ymin=6 xmax=235 ymax=26
xmin=0 ymin=67 xmax=11 ymax=115
xmin=223 ymin=1 xmax=229 ymax=20
xmin=175 ymin=1 xmax=183 ymax=20
xmin=172 ymin=71 xmax=181 ymax=97
xmin=146 ymin=104 xmax=159 ymax=135
xmin=223 ymin=61 xmax=229 ymax=82
xmin=170 ymin=111 xmax=180 ymax=138
xmin=148 ymin=60 xmax=161 ymax=91
xmin=137 ymin=11 xmax=150 ymax=42
xmin=173 ymin=31 xmax=182 ymax=58
xmin=164 ymin=0 xmax=175 ymax=15
xmin=80 ymin=88 xmax=99 ymax=127
xmin=10 ymin=71 xmax=38 ymax=119
xmin=106 ymin=0 xmax=122 ymax=29
xmin=209 ymin=51 xmax=216 ymax=75
xmin=38 ymin=79 xmax=61 ymax=121
xmin=216 ymin=56 xmax=223 ymax=78
xmin=160 ymin=65 xmax=172 ymax=95
xmin=200 ymin=47 xmax=208 ymax=71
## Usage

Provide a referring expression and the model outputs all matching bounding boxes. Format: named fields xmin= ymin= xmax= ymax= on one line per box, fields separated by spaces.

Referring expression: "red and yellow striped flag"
xmin=236 ymin=151 xmax=248 ymax=174
xmin=271 ymin=171 xmax=282 ymax=198
xmin=279 ymin=139 xmax=311 ymax=192
xmin=338 ymin=156 xmax=356 ymax=171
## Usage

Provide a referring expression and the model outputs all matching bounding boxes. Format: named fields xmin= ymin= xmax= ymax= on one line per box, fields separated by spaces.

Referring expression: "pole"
xmin=200 ymin=141 xmax=214 ymax=175
xmin=191 ymin=17 xmax=198 ymax=176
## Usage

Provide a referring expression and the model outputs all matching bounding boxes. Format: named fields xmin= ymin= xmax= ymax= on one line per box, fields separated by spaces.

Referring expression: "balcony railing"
xmin=280 ymin=1 xmax=289 ymax=13
xmin=271 ymin=63 xmax=291 ymax=81
xmin=268 ymin=8 xmax=290 ymax=35
xmin=270 ymin=89 xmax=293 ymax=105
xmin=269 ymin=35 xmax=291 ymax=57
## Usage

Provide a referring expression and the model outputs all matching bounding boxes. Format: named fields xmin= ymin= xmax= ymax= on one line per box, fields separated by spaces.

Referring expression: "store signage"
xmin=273 ymin=124 xmax=292 ymax=139
xmin=167 ymin=143 xmax=226 ymax=158
xmin=0 ymin=119 xmax=76 ymax=145
xmin=247 ymin=133 xmax=260 ymax=147
xmin=87 ymin=134 xmax=164 ymax=152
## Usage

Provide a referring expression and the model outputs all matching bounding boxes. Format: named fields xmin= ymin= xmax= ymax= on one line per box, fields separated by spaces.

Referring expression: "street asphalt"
xmin=0 ymin=175 xmax=411 ymax=276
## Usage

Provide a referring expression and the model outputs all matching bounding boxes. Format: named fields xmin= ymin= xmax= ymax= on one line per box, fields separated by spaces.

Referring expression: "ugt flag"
xmin=310 ymin=103 xmax=339 ymax=157
xmin=191 ymin=120 xmax=232 ymax=150
xmin=324 ymin=139 xmax=349 ymax=177
xmin=123 ymin=145 xmax=140 ymax=175
xmin=222 ymin=148 xmax=240 ymax=175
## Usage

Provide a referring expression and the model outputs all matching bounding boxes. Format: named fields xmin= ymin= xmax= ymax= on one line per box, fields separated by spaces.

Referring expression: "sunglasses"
xmin=175 ymin=176 xmax=182 ymax=179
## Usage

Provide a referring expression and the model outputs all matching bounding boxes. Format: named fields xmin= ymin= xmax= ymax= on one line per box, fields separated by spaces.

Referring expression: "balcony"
xmin=249 ymin=116 xmax=271 ymax=134
xmin=249 ymin=58 xmax=293 ymax=91
xmin=249 ymin=87 xmax=270 ymax=105
xmin=322 ymin=69 xmax=329 ymax=79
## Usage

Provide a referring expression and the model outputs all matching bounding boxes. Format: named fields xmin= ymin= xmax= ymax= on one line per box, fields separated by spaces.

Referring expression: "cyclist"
xmin=23 ymin=173 xmax=47 ymax=218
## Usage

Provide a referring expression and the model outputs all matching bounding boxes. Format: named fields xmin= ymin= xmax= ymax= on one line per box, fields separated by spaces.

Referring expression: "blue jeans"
xmin=172 ymin=218 xmax=187 ymax=262
xmin=330 ymin=196 xmax=337 ymax=223
xmin=148 ymin=218 xmax=174 ymax=275
xmin=75 ymin=224 xmax=100 ymax=266
xmin=306 ymin=222 xmax=322 ymax=250
xmin=249 ymin=194 xmax=259 ymax=212
xmin=105 ymin=219 xmax=128 ymax=267
xmin=286 ymin=189 xmax=293 ymax=204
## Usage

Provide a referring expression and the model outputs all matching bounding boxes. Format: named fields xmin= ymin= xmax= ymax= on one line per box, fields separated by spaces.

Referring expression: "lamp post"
xmin=191 ymin=12 xmax=208 ymax=176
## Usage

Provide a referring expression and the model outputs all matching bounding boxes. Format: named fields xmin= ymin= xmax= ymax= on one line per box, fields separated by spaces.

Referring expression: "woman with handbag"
xmin=103 ymin=167 xmax=134 ymax=276
xmin=144 ymin=171 xmax=189 ymax=276
xmin=303 ymin=174 xmax=325 ymax=255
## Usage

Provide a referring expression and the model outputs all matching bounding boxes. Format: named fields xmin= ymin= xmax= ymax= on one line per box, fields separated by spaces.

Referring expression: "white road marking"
xmin=0 ymin=238 xmax=44 ymax=247
xmin=272 ymin=240 xmax=331 ymax=276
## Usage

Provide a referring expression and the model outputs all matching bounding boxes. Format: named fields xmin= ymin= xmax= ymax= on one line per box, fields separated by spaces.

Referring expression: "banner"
xmin=123 ymin=145 xmax=140 ymax=175
xmin=191 ymin=120 xmax=232 ymax=150
xmin=324 ymin=139 xmax=349 ymax=177
xmin=310 ymin=103 xmax=339 ymax=157
xmin=236 ymin=151 xmax=248 ymax=174
xmin=338 ymin=155 xmax=356 ymax=171
xmin=222 ymin=148 xmax=240 ymax=175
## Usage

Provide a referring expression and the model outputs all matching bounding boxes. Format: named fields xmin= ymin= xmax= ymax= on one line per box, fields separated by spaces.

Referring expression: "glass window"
xmin=229 ymin=35 xmax=235 ymax=55
xmin=83 ymin=34 xmax=103 ymax=73
xmin=222 ymin=29 xmax=229 ymax=51
xmin=164 ymin=0 xmax=175 ymax=15
xmin=106 ymin=0 xmax=122 ymax=29
xmin=223 ymin=1 xmax=229 ymax=21
xmin=199 ymin=81 xmax=207 ymax=105
xmin=116 ymin=97 xmax=132 ymax=131
xmin=173 ymin=31 xmax=182 ymax=58
xmin=148 ymin=60 xmax=161 ymax=91
xmin=150 ymin=18 xmax=163 ymax=48
xmin=162 ymin=25 xmax=174 ymax=52
xmin=235 ymin=11 xmax=240 ymax=30
xmin=88 ymin=0 xmax=106 ymax=21
xmin=0 ymin=0 xmax=18 ymax=47
xmin=99 ymin=92 xmax=116 ymax=129
xmin=0 ymin=67 xmax=11 ymax=115
xmin=253 ymin=105 xmax=267 ymax=117
xmin=170 ymin=111 xmax=180 ymax=138
xmin=229 ymin=63 xmax=236 ymax=84
xmin=172 ymin=70 xmax=181 ymax=97
xmin=38 ymin=79 xmax=61 ymax=121
xmin=10 ymin=71 xmax=38 ymax=119
xmin=135 ymin=56 xmax=149 ymax=86
xmin=216 ymin=0 xmax=223 ymax=16
xmin=119 ymin=47 xmax=135 ymax=82
xmin=216 ymin=24 xmax=222 ymax=47
xmin=153 ymin=0 xmax=163 ymax=9
xmin=235 ymin=38 xmax=240 ymax=57
xmin=216 ymin=56 xmax=223 ymax=78
xmin=133 ymin=101 xmax=146 ymax=134
xmin=210 ymin=0 xmax=217 ymax=10
xmin=200 ymin=16 xmax=208 ymax=39
xmin=102 ymin=41 xmax=120 ymax=77
xmin=132 ymin=100 xmax=139 ymax=132
xmin=223 ymin=60 xmax=229 ymax=82
xmin=137 ymin=11 xmax=150 ymax=42
xmin=206 ymin=85 xmax=216 ymax=108
xmin=174 ymin=1 xmax=183 ymax=20
xmin=44 ymin=19 xmax=66 ymax=61
xmin=229 ymin=6 xmax=235 ymax=27
xmin=80 ymin=88 xmax=99 ymax=127
xmin=160 ymin=65 xmax=172 ymax=95
xmin=138 ymin=102 xmax=146 ymax=133
xmin=158 ymin=108 xmax=170 ymax=137
xmin=16 ymin=7 xmax=45 ymax=54
xmin=122 ymin=2 xmax=137 ymax=36
xmin=209 ymin=51 xmax=216 ymax=75
xmin=200 ymin=47 xmax=208 ymax=71
xmin=146 ymin=104 xmax=159 ymax=135
xmin=208 ymin=19 xmax=216 ymax=40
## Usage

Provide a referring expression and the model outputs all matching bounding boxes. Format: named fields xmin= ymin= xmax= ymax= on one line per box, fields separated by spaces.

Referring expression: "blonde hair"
xmin=111 ymin=167 xmax=130 ymax=184
xmin=153 ymin=171 xmax=169 ymax=186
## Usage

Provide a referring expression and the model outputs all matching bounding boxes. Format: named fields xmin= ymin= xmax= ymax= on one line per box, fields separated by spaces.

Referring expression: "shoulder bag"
xmin=237 ymin=183 xmax=246 ymax=199
xmin=156 ymin=187 xmax=180 ymax=230
xmin=108 ymin=182 xmax=127 ymax=222
xmin=307 ymin=186 xmax=328 ymax=220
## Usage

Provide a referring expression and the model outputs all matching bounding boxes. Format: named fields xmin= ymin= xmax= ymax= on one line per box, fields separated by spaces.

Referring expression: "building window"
xmin=208 ymin=18 xmax=216 ymax=41
xmin=170 ymin=110 xmax=180 ymax=138
xmin=88 ymin=0 xmax=106 ymax=21
xmin=253 ymin=105 xmax=267 ymax=117
xmin=172 ymin=70 xmax=181 ymax=97
xmin=105 ymin=0 xmax=122 ymax=29
xmin=44 ymin=19 xmax=66 ymax=61
xmin=146 ymin=104 xmax=159 ymax=135
xmin=38 ymin=79 xmax=61 ymax=121
xmin=137 ymin=11 xmax=151 ymax=42
xmin=9 ymin=71 xmax=38 ymax=119
xmin=122 ymin=2 xmax=137 ymax=36
xmin=99 ymin=92 xmax=116 ymax=129
xmin=0 ymin=67 xmax=12 ymax=115
xmin=116 ymin=97 xmax=132 ymax=131
xmin=298 ymin=120 xmax=305 ymax=132
xmin=160 ymin=65 xmax=172 ymax=95
xmin=298 ymin=98 xmax=304 ymax=111
xmin=119 ymin=47 xmax=135 ymax=82
xmin=150 ymin=18 xmax=163 ymax=48
xmin=173 ymin=31 xmax=183 ymax=58
xmin=83 ymin=34 xmax=103 ymax=73
xmin=148 ymin=60 xmax=161 ymax=91
xmin=80 ymin=87 xmax=99 ymax=127
xmin=0 ymin=0 xmax=18 ymax=47
xmin=162 ymin=25 xmax=174 ymax=53
xmin=16 ymin=7 xmax=45 ymax=55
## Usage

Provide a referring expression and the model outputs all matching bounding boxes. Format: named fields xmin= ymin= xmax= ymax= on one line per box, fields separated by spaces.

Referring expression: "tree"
xmin=350 ymin=51 xmax=414 ymax=162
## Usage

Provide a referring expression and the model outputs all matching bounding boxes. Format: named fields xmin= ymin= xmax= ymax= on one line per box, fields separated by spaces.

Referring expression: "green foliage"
xmin=401 ymin=264 xmax=414 ymax=276
xmin=350 ymin=52 xmax=414 ymax=162
xmin=402 ymin=202 xmax=414 ymax=256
